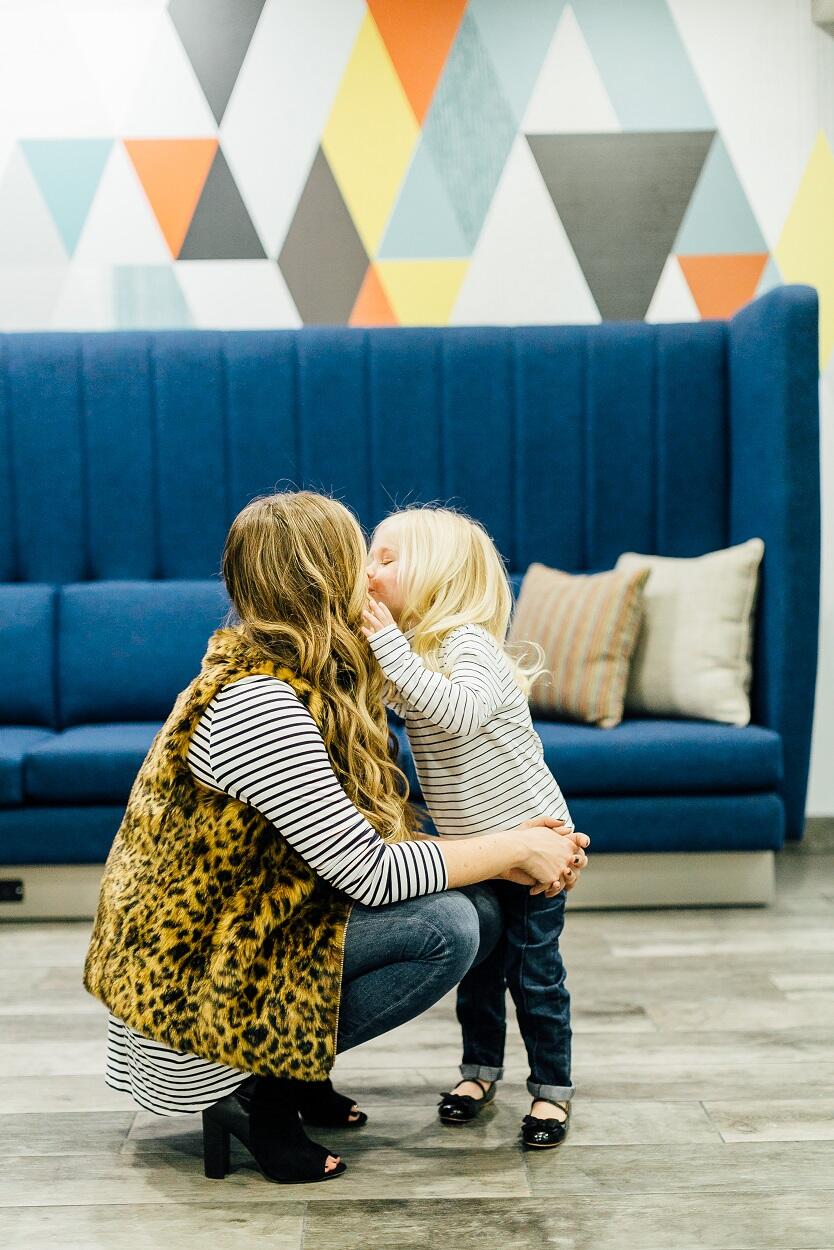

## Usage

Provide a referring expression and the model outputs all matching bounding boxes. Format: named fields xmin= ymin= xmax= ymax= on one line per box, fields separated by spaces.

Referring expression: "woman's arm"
xmin=197 ymin=676 xmax=447 ymax=908
xmin=191 ymin=677 xmax=587 ymax=907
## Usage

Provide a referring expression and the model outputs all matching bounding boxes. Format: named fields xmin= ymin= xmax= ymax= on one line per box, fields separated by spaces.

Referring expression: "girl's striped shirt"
xmin=369 ymin=623 xmax=573 ymax=837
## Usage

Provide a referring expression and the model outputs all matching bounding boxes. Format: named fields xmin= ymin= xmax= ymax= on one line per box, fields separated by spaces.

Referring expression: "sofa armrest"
xmin=727 ymin=285 xmax=821 ymax=838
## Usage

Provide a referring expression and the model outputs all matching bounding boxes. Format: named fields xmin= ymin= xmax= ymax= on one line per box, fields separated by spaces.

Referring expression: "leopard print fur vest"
xmin=83 ymin=626 xmax=353 ymax=1080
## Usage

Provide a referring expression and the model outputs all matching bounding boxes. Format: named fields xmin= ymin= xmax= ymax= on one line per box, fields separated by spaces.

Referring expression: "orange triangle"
xmin=124 ymin=139 xmax=218 ymax=258
xmin=350 ymin=265 xmax=399 ymax=327
xmin=678 ymin=254 xmax=769 ymax=319
xmin=367 ymin=0 xmax=467 ymax=123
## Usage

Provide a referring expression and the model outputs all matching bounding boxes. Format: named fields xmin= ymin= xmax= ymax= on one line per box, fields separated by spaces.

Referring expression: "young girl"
xmin=362 ymin=506 xmax=579 ymax=1149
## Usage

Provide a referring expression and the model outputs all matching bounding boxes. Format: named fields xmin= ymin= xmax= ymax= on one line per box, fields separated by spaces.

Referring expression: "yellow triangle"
xmin=775 ymin=130 xmax=834 ymax=368
xmin=376 ymin=260 xmax=468 ymax=326
xmin=322 ymin=12 xmax=419 ymax=257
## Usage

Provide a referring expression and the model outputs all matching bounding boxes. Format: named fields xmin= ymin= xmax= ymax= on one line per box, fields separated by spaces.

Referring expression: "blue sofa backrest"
xmin=0 ymin=287 xmax=820 ymax=836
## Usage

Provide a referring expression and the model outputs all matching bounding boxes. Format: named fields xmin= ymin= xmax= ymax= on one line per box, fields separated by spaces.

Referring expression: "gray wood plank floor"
xmin=1 ymin=846 xmax=832 ymax=1249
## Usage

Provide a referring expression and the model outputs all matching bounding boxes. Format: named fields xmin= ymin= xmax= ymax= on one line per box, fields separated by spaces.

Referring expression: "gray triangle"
xmin=528 ymin=131 xmax=715 ymax=320
xmin=169 ymin=0 xmax=265 ymax=124
xmin=278 ymin=147 xmax=369 ymax=325
xmin=179 ymin=148 xmax=265 ymax=259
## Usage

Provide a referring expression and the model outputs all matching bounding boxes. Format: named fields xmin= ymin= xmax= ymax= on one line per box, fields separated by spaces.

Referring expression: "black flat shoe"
xmin=521 ymin=1101 xmax=571 ymax=1149
xmin=286 ymin=1076 xmax=368 ymax=1128
xmin=202 ymin=1075 xmax=346 ymax=1184
xmin=437 ymin=1078 xmax=496 ymax=1124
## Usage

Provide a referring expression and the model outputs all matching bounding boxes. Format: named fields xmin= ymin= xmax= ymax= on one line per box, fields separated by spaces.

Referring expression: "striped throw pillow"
xmin=508 ymin=563 xmax=650 ymax=728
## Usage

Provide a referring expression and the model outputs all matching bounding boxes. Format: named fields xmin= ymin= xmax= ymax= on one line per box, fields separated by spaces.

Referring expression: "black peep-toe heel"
xmin=286 ymin=1076 xmax=368 ymax=1128
xmin=202 ymin=1075 xmax=346 ymax=1184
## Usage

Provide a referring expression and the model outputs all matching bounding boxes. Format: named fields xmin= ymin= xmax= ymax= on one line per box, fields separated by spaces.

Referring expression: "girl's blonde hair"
xmin=223 ymin=491 xmax=415 ymax=843
xmin=379 ymin=506 xmax=544 ymax=695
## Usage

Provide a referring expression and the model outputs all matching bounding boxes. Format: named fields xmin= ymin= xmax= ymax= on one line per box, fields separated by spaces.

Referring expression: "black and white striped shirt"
xmin=105 ymin=675 xmax=448 ymax=1114
xmin=369 ymin=623 xmax=573 ymax=837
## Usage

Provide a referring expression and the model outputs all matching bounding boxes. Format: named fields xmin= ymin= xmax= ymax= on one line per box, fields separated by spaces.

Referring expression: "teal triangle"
xmin=113 ymin=266 xmax=193 ymax=329
xmin=378 ymin=140 xmax=469 ymax=259
xmin=756 ymin=256 xmax=782 ymax=297
xmin=572 ymin=0 xmax=713 ymax=131
xmin=21 ymin=139 xmax=112 ymax=255
xmin=469 ymin=0 xmax=566 ymax=124
xmin=675 ymin=135 xmax=768 ymax=255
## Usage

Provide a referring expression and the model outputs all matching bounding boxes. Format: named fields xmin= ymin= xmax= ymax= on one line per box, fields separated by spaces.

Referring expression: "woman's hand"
xmin=362 ymin=595 xmax=396 ymax=639
xmin=501 ymin=816 xmax=589 ymax=896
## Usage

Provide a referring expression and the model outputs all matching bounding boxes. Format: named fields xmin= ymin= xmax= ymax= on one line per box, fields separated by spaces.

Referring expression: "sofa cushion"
xmin=390 ymin=716 xmax=783 ymax=801
xmin=24 ymin=723 xmax=160 ymax=803
xmin=0 ymin=585 xmax=56 ymax=725
xmin=0 ymin=805 xmax=126 ymax=865
xmin=59 ymin=580 xmax=229 ymax=725
xmin=0 ymin=727 xmax=55 ymax=806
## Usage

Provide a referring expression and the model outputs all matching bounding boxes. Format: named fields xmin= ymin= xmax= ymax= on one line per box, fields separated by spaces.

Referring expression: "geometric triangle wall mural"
xmin=21 ymin=139 xmax=113 ymax=256
xmin=124 ymin=138 xmax=218 ymax=259
xmin=527 ymin=130 xmax=715 ymax=320
xmin=179 ymin=148 xmax=265 ymax=260
xmin=168 ymin=0 xmax=266 ymax=125
xmin=0 ymin=0 xmax=826 ymax=344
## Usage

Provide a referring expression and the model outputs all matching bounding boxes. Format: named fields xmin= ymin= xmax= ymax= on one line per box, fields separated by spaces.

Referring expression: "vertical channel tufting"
xmin=219 ymin=337 xmax=232 ymax=529
xmin=650 ymin=325 xmax=659 ymax=555
xmin=656 ymin=327 xmax=668 ymax=554
xmin=508 ymin=333 xmax=518 ymax=573
xmin=76 ymin=337 xmax=92 ymax=580
xmin=363 ymin=330 xmax=373 ymax=526
xmin=292 ymin=331 xmax=302 ymax=488
xmin=437 ymin=335 xmax=447 ymax=505
xmin=147 ymin=337 xmax=161 ymax=579
xmin=0 ymin=337 xmax=19 ymax=580
xmin=582 ymin=329 xmax=591 ymax=571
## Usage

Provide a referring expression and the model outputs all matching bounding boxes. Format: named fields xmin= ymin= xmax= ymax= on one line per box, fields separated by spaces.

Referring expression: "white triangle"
xmin=667 ymin=0 xmax=820 ymax=251
xmin=51 ymin=264 xmax=114 ymax=330
xmin=66 ymin=4 xmax=166 ymax=133
xmin=0 ymin=266 xmax=67 ymax=331
xmin=0 ymin=8 xmax=106 ymax=136
xmin=523 ymin=5 xmax=620 ymax=135
xmin=120 ymin=10 xmax=216 ymax=137
xmin=75 ymin=142 xmax=169 ymax=264
xmin=175 ymin=260 xmax=301 ymax=328
xmin=645 ymin=255 xmax=700 ymax=323
xmin=452 ymin=137 xmax=600 ymax=326
xmin=0 ymin=147 xmax=67 ymax=265
xmin=222 ymin=0 xmax=365 ymax=257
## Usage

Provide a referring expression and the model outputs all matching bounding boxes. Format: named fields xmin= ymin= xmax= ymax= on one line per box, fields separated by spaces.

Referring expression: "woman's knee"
xmin=416 ymin=890 xmax=481 ymax=976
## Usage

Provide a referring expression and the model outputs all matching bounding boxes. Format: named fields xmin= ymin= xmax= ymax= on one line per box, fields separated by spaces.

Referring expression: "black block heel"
xmin=201 ymin=1076 xmax=346 ymax=1184
xmin=202 ymin=1107 xmax=231 ymax=1179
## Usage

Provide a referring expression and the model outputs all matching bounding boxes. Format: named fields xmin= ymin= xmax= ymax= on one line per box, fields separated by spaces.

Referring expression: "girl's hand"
xmin=362 ymin=595 xmax=396 ymax=639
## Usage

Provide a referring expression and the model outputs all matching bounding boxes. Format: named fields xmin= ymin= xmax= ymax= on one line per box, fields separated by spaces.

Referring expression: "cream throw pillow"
xmin=615 ymin=538 xmax=765 ymax=726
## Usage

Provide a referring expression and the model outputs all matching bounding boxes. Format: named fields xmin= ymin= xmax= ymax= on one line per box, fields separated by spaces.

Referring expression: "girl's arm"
xmin=366 ymin=617 xmax=504 ymax=739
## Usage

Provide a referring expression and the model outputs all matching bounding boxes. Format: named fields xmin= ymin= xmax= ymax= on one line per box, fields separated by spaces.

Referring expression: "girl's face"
xmin=367 ymin=520 xmax=406 ymax=623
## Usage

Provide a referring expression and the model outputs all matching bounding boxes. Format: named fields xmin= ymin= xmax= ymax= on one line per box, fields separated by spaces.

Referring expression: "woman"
xmin=83 ymin=492 xmax=588 ymax=1185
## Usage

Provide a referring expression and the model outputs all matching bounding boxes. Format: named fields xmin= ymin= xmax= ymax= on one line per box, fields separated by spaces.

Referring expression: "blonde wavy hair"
xmin=376 ymin=506 xmax=544 ymax=695
xmin=222 ymin=491 xmax=416 ymax=843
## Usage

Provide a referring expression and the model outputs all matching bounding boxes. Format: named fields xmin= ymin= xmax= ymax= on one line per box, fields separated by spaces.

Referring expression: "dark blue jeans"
xmin=335 ymin=889 xmax=502 ymax=1053
xmin=456 ymin=881 xmax=574 ymax=1102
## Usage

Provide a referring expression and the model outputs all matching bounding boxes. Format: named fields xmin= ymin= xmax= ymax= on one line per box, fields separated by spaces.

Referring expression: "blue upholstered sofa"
xmin=0 ymin=286 xmax=820 ymax=914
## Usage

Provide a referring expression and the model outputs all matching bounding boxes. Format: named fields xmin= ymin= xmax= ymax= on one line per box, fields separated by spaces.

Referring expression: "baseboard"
xmin=0 ymin=863 xmax=104 ymax=921
xmin=0 ymin=851 xmax=775 ymax=922
xmin=565 ymin=851 xmax=775 ymax=909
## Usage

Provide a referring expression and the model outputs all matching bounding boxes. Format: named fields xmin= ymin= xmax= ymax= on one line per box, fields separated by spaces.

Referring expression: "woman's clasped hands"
xmin=503 ymin=816 xmax=589 ymax=897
